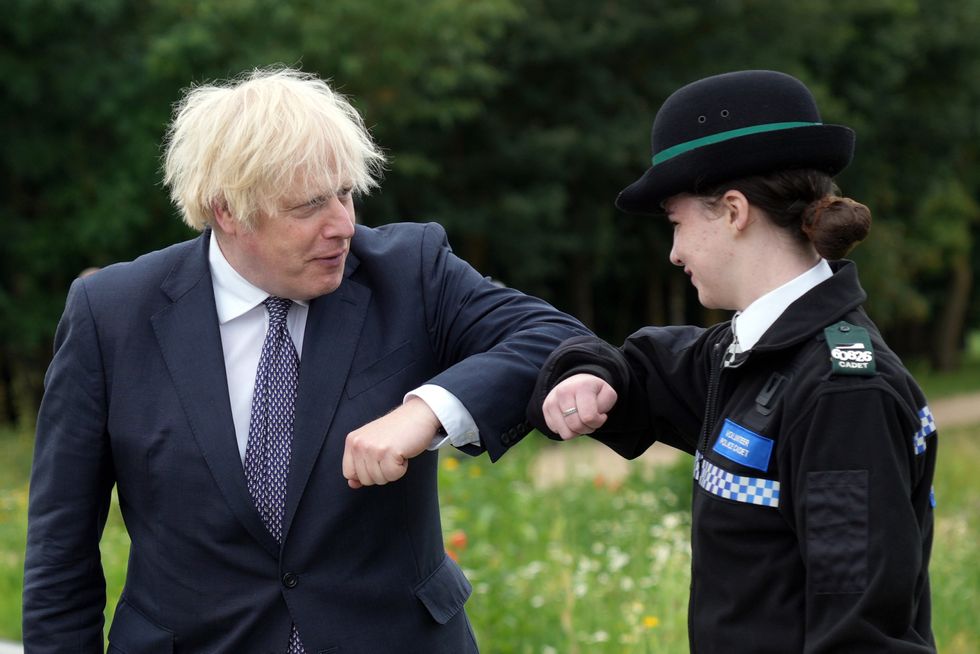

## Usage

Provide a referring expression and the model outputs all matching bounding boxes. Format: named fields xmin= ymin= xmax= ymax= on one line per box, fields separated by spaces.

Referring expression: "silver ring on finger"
xmin=561 ymin=407 xmax=578 ymax=417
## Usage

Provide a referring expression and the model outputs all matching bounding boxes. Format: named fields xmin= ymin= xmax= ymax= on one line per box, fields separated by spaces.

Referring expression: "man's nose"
xmin=321 ymin=196 xmax=355 ymax=238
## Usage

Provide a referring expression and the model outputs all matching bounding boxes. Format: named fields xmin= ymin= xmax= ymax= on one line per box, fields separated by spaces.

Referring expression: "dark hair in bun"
xmin=700 ymin=169 xmax=871 ymax=259
xmin=801 ymin=196 xmax=871 ymax=259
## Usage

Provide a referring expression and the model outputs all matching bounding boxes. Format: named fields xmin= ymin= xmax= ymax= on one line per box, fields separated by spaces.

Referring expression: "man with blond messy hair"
xmin=24 ymin=67 xmax=586 ymax=653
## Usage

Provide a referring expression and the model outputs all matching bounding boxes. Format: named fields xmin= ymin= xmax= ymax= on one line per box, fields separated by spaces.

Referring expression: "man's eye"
xmin=337 ymin=186 xmax=353 ymax=199
xmin=307 ymin=196 xmax=327 ymax=208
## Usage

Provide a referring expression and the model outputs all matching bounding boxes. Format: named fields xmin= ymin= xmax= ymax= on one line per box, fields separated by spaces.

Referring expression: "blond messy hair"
xmin=163 ymin=66 xmax=385 ymax=230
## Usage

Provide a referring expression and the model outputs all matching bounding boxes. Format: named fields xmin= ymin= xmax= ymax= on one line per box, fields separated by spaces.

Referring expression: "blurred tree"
xmin=807 ymin=0 xmax=980 ymax=368
xmin=440 ymin=0 xmax=980 ymax=356
xmin=365 ymin=0 xmax=715 ymax=333
xmin=1 ymin=0 xmax=978 ymax=424
xmin=1 ymin=0 xmax=190 ymax=425
xmin=0 ymin=0 xmax=522 ymax=423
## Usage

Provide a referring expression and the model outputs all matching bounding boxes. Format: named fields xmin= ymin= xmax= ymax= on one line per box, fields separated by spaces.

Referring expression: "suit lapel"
xmin=151 ymin=234 xmax=280 ymax=558
xmin=282 ymin=270 xmax=371 ymax=541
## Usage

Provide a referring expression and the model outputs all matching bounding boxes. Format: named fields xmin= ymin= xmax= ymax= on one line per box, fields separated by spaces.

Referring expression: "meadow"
xmin=1 ymin=398 xmax=977 ymax=652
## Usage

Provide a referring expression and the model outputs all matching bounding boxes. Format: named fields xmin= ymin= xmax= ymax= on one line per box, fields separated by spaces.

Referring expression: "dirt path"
xmin=930 ymin=392 xmax=980 ymax=428
xmin=532 ymin=391 xmax=979 ymax=489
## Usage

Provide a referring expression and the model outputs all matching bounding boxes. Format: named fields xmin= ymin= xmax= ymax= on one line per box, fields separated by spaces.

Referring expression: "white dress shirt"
xmin=207 ymin=231 xmax=479 ymax=463
xmin=732 ymin=259 xmax=833 ymax=352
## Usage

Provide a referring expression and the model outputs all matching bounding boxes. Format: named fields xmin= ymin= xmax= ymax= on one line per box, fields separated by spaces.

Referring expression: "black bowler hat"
xmin=616 ymin=70 xmax=855 ymax=214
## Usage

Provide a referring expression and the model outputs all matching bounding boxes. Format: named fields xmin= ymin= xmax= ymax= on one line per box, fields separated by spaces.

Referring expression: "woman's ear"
xmin=720 ymin=190 xmax=752 ymax=232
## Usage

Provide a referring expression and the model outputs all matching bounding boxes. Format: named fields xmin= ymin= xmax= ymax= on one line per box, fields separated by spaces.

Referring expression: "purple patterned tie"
xmin=244 ymin=297 xmax=305 ymax=654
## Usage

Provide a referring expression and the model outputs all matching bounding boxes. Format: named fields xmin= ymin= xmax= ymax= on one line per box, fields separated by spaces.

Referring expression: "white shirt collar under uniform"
xmin=733 ymin=259 xmax=833 ymax=352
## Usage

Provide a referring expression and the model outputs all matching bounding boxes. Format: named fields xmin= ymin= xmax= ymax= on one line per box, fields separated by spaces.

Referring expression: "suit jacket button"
xmin=282 ymin=572 xmax=298 ymax=588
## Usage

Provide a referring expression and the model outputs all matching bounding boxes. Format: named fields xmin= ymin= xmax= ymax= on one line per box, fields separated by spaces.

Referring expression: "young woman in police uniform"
xmin=528 ymin=70 xmax=936 ymax=653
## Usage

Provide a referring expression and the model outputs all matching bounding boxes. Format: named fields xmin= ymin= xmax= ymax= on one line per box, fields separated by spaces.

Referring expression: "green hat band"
xmin=652 ymin=121 xmax=822 ymax=165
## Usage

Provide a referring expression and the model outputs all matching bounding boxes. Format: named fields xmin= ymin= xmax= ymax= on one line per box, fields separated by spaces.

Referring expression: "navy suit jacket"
xmin=24 ymin=222 xmax=587 ymax=653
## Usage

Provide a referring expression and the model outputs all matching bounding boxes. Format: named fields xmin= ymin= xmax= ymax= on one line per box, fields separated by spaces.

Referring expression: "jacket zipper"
xmin=697 ymin=342 xmax=724 ymax=456
xmin=691 ymin=338 xmax=729 ymax=654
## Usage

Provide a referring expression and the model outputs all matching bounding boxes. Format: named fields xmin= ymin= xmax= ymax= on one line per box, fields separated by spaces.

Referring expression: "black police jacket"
xmin=529 ymin=261 xmax=936 ymax=653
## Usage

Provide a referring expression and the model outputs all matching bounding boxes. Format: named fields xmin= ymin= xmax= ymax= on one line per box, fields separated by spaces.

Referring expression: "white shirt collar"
xmin=734 ymin=259 xmax=833 ymax=351
xmin=208 ymin=230 xmax=308 ymax=324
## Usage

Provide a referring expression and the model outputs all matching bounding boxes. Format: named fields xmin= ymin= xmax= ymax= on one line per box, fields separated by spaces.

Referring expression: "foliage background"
xmin=2 ymin=0 xmax=980 ymax=426
xmin=2 ymin=1 xmax=979 ymax=650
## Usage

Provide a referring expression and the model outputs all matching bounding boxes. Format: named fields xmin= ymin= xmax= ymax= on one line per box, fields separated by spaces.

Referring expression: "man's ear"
xmin=720 ymin=190 xmax=752 ymax=232
xmin=211 ymin=198 xmax=238 ymax=235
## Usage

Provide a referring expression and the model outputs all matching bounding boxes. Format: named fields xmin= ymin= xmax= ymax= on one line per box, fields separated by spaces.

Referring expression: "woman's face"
xmin=664 ymin=194 xmax=739 ymax=310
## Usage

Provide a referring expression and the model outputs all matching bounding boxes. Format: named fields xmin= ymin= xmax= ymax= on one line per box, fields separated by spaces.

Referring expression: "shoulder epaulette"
xmin=824 ymin=321 xmax=876 ymax=376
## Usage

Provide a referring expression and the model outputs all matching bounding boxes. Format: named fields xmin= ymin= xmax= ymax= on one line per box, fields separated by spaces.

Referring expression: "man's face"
xmin=664 ymin=194 xmax=737 ymax=310
xmin=217 ymin=182 xmax=357 ymax=301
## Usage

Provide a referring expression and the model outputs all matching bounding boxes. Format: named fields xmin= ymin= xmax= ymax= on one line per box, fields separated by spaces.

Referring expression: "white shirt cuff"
xmin=405 ymin=384 xmax=480 ymax=450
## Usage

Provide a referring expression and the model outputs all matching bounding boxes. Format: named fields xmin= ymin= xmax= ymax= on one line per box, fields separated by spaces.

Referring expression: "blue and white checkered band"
xmin=694 ymin=452 xmax=780 ymax=508
xmin=913 ymin=405 xmax=937 ymax=455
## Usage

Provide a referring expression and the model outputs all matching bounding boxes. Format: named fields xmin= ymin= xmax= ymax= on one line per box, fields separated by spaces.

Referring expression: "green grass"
xmin=912 ymin=357 xmax=980 ymax=399
xmin=2 ymin=419 xmax=977 ymax=652
xmin=910 ymin=331 xmax=980 ymax=398
xmin=441 ymin=440 xmax=694 ymax=652
xmin=928 ymin=424 xmax=980 ymax=653
xmin=0 ymin=427 xmax=129 ymax=641
xmin=0 ymin=428 xmax=32 ymax=638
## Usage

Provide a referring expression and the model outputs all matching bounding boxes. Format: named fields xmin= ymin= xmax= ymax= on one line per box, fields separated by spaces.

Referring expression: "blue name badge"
xmin=712 ymin=419 xmax=774 ymax=472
